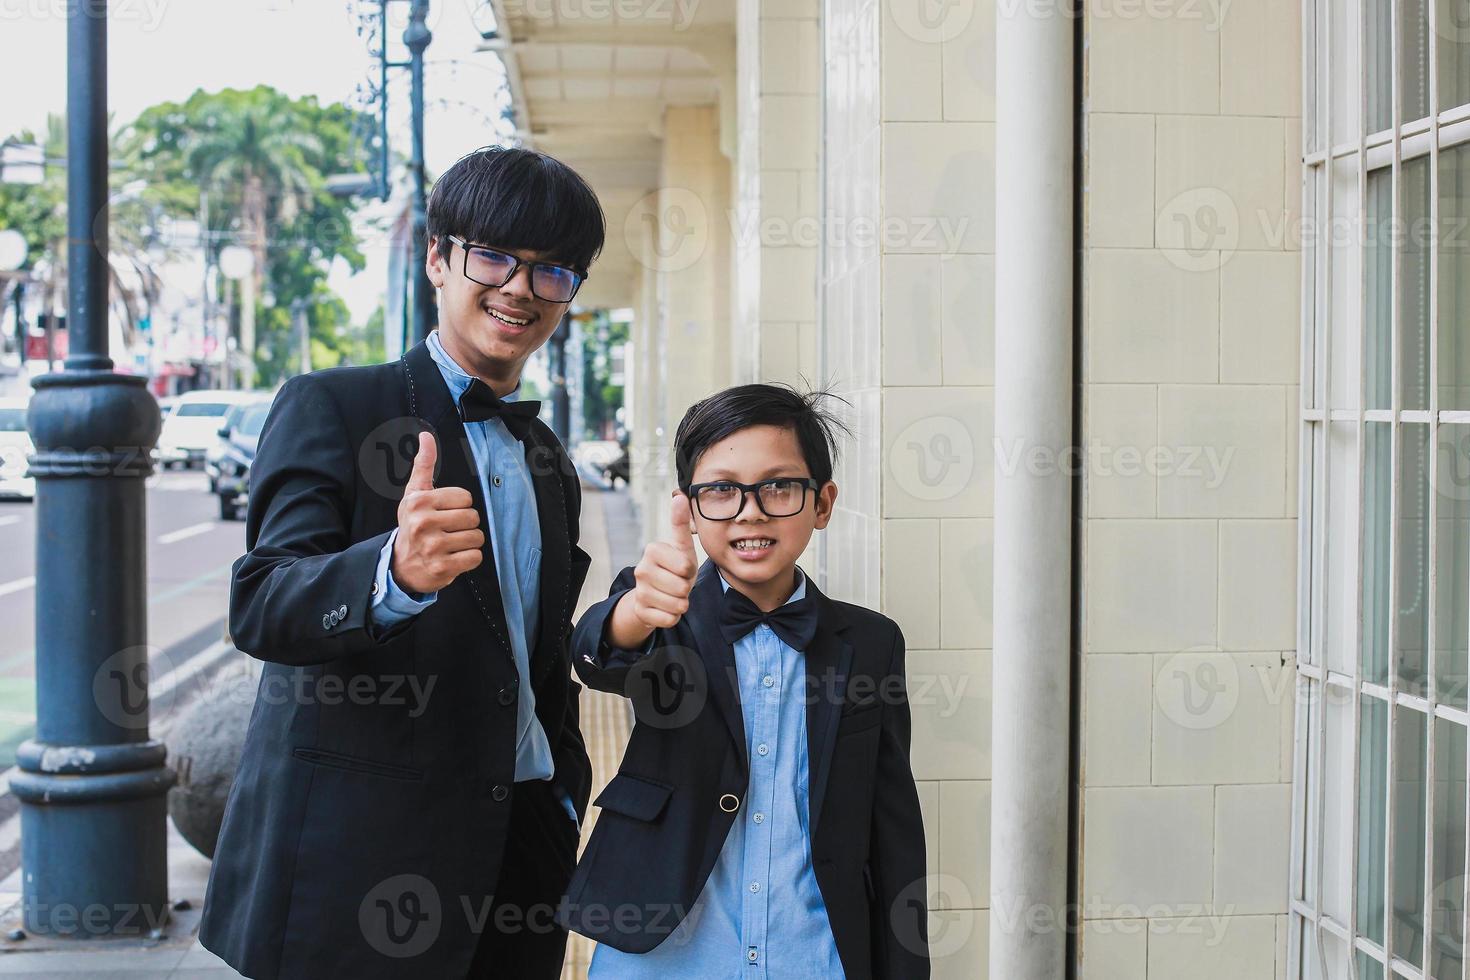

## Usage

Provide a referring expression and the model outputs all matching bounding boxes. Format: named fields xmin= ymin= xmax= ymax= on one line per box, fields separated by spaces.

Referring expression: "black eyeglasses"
xmin=684 ymin=477 xmax=821 ymax=521
xmin=447 ymin=235 xmax=587 ymax=304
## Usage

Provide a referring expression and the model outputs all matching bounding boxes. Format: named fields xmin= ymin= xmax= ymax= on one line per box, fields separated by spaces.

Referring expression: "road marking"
xmin=158 ymin=521 xmax=217 ymax=545
xmin=0 ymin=517 xmax=21 ymax=528
xmin=0 ymin=578 xmax=33 ymax=599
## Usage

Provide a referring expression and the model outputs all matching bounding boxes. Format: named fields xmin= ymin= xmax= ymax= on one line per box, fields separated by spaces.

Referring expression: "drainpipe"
xmin=990 ymin=0 xmax=1076 ymax=976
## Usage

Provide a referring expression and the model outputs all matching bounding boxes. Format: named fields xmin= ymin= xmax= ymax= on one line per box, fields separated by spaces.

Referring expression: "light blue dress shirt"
xmin=369 ymin=331 xmax=575 ymax=823
xmin=590 ymin=568 xmax=844 ymax=980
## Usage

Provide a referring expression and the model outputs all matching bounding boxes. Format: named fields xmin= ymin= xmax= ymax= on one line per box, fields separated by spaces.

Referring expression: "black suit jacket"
xmin=199 ymin=339 xmax=593 ymax=980
xmin=559 ymin=561 xmax=929 ymax=980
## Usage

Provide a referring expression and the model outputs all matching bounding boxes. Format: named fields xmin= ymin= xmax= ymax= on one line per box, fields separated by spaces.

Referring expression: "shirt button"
xmin=753 ymin=812 xmax=765 ymax=824
xmin=762 ymin=675 xmax=774 ymax=688
xmin=757 ymin=743 xmax=769 ymax=756
xmin=747 ymin=948 xmax=758 ymax=962
xmin=493 ymin=475 xmax=502 ymax=488
xmin=749 ymin=882 xmax=760 ymax=893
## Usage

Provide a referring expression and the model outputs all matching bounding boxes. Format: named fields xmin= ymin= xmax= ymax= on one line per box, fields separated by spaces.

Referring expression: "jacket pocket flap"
xmin=594 ymin=772 xmax=673 ymax=821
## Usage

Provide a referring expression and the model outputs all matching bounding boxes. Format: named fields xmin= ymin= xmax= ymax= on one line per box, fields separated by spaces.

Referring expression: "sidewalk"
xmin=0 ymin=483 xmax=640 ymax=979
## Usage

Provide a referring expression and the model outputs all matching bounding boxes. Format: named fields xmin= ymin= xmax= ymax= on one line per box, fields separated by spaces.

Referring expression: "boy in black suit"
xmin=561 ymin=384 xmax=930 ymax=979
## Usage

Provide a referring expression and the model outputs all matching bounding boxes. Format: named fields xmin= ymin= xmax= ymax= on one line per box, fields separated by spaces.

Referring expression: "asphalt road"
xmin=0 ymin=468 xmax=246 ymax=768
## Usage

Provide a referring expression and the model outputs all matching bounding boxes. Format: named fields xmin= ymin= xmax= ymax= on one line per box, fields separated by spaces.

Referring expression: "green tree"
xmin=123 ymin=86 xmax=371 ymax=387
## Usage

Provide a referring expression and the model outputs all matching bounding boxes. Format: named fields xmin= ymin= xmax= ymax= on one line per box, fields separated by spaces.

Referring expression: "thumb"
xmin=668 ymin=490 xmax=696 ymax=553
xmin=406 ymin=431 xmax=438 ymax=493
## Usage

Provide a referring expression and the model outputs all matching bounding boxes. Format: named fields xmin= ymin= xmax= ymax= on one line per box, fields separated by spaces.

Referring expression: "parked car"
xmin=206 ymin=397 xmax=272 ymax=521
xmin=0 ymin=397 xmax=34 ymax=501
xmin=155 ymin=390 xmax=261 ymax=469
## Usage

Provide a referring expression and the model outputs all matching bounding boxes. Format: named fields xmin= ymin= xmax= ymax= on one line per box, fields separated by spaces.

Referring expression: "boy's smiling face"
xmin=426 ymin=236 xmax=571 ymax=393
xmin=685 ymin=424 xmax=838 ymax=607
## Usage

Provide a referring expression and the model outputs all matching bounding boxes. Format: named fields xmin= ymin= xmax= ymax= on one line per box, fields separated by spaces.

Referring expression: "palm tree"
xmin=183 ymin=95 xmax=324 ymax=298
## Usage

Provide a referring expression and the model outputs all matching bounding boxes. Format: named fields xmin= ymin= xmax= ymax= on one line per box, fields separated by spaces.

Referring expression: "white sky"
xmin=0 ymin=0 xmax=511 ymax=324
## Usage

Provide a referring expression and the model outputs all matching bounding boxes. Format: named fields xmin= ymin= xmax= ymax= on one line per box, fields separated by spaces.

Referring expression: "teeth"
xmin=486 ymin=307 xmax=530 ymax=326
xmin=734 ymin=539 xmax=774 ymax=551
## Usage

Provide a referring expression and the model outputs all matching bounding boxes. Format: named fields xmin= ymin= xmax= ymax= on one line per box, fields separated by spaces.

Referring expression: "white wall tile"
xmin=1147 ymin=914 xmax=1278 ymax=979
xmin=1220 ymin=251 xmax=1301 ymax=384
xmin=1152 ymin=652 xmax=1288 ymax=785
xmin=939 ymin=780 xmax=991 ymax=910
xmin=882 ymin=0 xmax=943 ymax=120
xmin=1085 ymin=520 xmax=1218 ymax=653
xmin=884 ymin=517 xmax=942 ymax=648
xmin=909 ymin=649 xmax=992 ymax=781
xmin=1156 ymin=384 xmax=1288 ymax=518
xmin=1219 ymin=520 xmax=1297 ymax=651
xmin=883 ymin=386 xmax=994 ymax=518
xmin=1214 ymin=783 xmax=1291 ymax=913
xmin=1088 ymin=113 xmax=1157 ymax=249
xmin=760 ymin=18 xmax=820 ymax=95
xmin=883 ymin=254 xmax=944 ymax=385
xmin=940 ymin=253 xmax=995 ymax=386
xmin=1219 ymin=0 xmax=1303 ymax=117
xmin=1087 ymin=249 xmax=1220 ymax=384
xmin=1081 ymin=786 xmax=1214 ymax=909
xmin=1155 ymin=115 xmax=1287 ymax=254
xmin=1085 ymin=384 xmax=1159 ymax=518
xmin=940 ymin=518 xmax=993 ymax=649
xmin=1079 ymin=919 xmax=1148 ymax=980
xmin=941 ymin=0 xmax=996 ymax=121
xmin=1083 ymin=654 xmax=1154 ymax=786
xmin=1089 ymin=7 xmax=1221 ymax=114
xmin=882 ymin=123 xmax=996 ymax=254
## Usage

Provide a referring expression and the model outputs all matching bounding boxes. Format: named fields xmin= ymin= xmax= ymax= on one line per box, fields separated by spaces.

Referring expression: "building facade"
xmin=479 ymin=0 xmax=1467 ymax=976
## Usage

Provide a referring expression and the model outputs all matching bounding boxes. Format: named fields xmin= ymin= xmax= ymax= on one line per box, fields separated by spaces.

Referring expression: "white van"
xmin=155 ymin=389 xmax=262 ymax=469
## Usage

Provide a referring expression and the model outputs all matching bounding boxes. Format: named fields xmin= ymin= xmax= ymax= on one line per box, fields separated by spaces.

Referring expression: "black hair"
xmin=427 ymin=145 xmax=606 ymax=274
xmin=673 ymin=383 xmax=853 ymax=489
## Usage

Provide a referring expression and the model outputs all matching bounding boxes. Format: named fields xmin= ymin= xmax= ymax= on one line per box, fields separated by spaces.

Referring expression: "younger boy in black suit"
xmin=560 ymin=384 xmax=929 ymax=979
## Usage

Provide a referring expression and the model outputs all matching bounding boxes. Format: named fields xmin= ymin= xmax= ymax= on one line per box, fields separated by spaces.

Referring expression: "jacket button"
xmin=497 ymin=687 xmax=515 ymax=706
xmin=328 ymin=611 xmax=340 ymax=626
xmin=370 ymin=581 xmax=379 ymax=596
xmin=719 ymin=793 xmax=740 ymax=813
xmin=338 ymin=604 xmax=348 ymax=618
xmin=491 ymin=784 xmax=509 ymax=802
xmin=322 ymin=614 xmax=332 ymax=630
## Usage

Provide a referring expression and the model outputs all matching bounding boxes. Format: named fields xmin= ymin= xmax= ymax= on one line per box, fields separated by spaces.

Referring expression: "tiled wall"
xmin=736 ymin=0 xmax=822 ymax=386
xmin=822 ymin=0 xmax=997 ymax=976
xmin=1076 ymin=0 xmax=1302 ymax=976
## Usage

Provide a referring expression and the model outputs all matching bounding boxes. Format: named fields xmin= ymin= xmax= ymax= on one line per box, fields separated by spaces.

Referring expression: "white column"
xmin=989 ymin=1 xmax=1075 ymax=976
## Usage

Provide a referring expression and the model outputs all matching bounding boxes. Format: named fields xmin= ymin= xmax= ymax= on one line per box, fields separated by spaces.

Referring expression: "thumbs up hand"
xmin=391 ymin=431 xmax=485 ymax=595
xmin=606 ymin=490 xmax=700 ymax=647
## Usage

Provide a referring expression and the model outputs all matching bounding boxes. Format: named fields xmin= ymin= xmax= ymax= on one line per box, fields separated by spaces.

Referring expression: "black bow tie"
xmin=458 ymin=378 xmax=541 ymax=441
xmin=719 ymin=585 xmax=818 ymax=650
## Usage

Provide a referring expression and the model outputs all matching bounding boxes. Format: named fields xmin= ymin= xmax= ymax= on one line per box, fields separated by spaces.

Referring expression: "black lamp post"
xmin=404 ymin=0 xmax=435 ymax=345
xmin=14 ymin=2 xmax=174 ymax=937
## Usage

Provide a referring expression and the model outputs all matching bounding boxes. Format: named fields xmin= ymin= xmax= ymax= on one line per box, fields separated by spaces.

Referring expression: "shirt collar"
xmin=715 ymin=566 xmax=807 ymax=606
xmin=426 ymin=329 xmax=521 ymax=405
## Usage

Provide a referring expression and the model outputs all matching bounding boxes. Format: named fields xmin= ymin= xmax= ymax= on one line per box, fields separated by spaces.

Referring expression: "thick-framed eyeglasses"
xmin=447 ymin=235 xmax=587 ymax=304
xmin=684 ymin=477 xmax=822 ymax=521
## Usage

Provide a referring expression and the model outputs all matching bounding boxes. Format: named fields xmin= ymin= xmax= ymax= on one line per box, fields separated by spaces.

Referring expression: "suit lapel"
xmin=523 ymin=422 xmax=572 ymax=687
xmin=802 ymin=576 xmax=852 ymax=829
xmin=688 ymin=561 xmax=747 ymax=767
xmin=401 ymin=341 xmax=513 ymax=661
